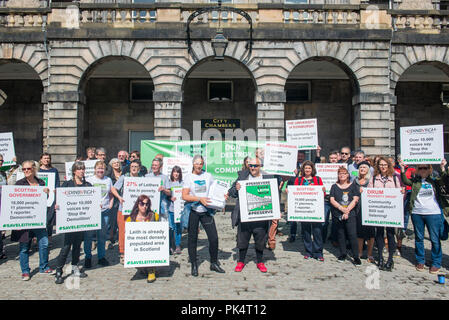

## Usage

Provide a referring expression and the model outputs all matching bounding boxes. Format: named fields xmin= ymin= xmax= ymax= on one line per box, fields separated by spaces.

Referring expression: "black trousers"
xmin=188 ymin=210 xmax=219 ymax=264
xmin=334 ymin=215 xmax=359 ymax=258
xmin=375 ymin=226 xmax=396 ymax=262
xmin=56 ymin=231 xmax=84 ymax=269
xmin=237 ymin=221 xmax=268 ymax=255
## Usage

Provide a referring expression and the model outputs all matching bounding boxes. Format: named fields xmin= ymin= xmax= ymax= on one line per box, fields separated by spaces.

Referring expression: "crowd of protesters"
xmin=0 ymin=144 xmax=448 ymax=285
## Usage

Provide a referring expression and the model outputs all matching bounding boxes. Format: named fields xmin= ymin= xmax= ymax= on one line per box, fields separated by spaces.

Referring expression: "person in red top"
xmin=287 ymin=161 xmax=326 ymax=261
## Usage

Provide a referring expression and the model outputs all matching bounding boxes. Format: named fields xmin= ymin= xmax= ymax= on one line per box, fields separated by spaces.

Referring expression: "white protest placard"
xmin=0 ymin=132 xmax=16 ymax=167
xmin=162 ymin=157 xmax=192 ymax=177
xmin=263 ymin=142 xmax=298 ymax=176
xmin=124 ymin=221 xmax=170 ymax=268
xmin=400 ymin=124 xmax=444 ymax=164
xmin=238 ymin=179 xmax=280 ymax=222
xmin=361 ymin=188 xmax=404 ymax=228
xmin=172 ymin=186 xmax=184 ymax=224
xmin=37 ymin=172 xmax=55 ymax=207
xmin=286 ymin=119 xmax=318 ymax=150
xmin=56 ymin=187 xmax=102 ymax=234
xmin=315 ymin=163 xmax=347 ymax=194
xmin=0 ymin=185 xmax=47 ymax=230
xmin=122 ymin=177 xmax=161 ymax=215
xmin=207 ymin=180 xmax=229 ymax=210
xmin=65 ymin=160 xmax=97 ymax=181
xmin=287 ymin=185 xmax=325 ymax=222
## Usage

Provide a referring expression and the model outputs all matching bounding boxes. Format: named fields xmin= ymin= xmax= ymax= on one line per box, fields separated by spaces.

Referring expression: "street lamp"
xmin=186 ymin=0 xmax=252 ymax=62
xmin=211 ymin=29 xmax=228 ymax=60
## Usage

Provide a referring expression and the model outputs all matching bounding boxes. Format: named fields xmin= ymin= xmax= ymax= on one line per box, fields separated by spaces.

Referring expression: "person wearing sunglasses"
xmin=399 ymin=158 xmax=447 ymax=274
xmin=367 ymin=156 xmax=404 ymax=271
xmin=125 ymin=195 xmax=159 ymax=283
xmin=228 ymin=157 xmax=277 ymax=273
xmin=339 ymin=146 xmax=353 ymax=165
xmin=12 ymin=160 xmax=53 ymax=281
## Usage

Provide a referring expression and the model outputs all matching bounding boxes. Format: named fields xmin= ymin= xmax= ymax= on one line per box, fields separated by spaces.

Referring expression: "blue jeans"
xmin=411 ymin=213 xmax=443 ymax=268
xmin=168 ymin=211 xmax=182 ymax=247
xmin=302 ymin=222 xmax=324 ymax=258
xmin=403 ymin=191 xmax=411 ymax=231
xmin=19 ymin=228 xmax=49 ymax=274
xmin=181 ymin=209 xmax=190 ymax=230
xmin=84 ymin=209 xmax=110 ymax=260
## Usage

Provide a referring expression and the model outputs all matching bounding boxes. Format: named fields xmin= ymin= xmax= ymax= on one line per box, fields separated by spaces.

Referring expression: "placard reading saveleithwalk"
xmin=400 ymin=124 xmax=444 ymax=164
xmin=124 ymin=221 xmax=170 ymax=268
xmin=238 ymin=179 xmax=280 ymax=222
xmin=0 ymin=186 xmax=47 ymax=230
xmin=0 ymin=132 xmax=16 ymax=167
xmin=56 ymin=187 xmax=102 ymax=234
xmin=361 ymin=188 xmax=404 ymax=228
xmin=287 ymin=185 xmax=325 ymax=222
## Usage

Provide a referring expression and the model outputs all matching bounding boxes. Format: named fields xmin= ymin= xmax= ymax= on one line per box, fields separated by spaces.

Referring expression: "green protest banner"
xmin=141 ymin=140 xmax=261 ymax=186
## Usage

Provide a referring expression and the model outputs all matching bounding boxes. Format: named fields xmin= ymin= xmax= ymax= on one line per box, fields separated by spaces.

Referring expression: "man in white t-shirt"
xmin=145 ymin=158 xmax=170 ymax=221
xmin=84 ymin=161 xmax=113 ymax=268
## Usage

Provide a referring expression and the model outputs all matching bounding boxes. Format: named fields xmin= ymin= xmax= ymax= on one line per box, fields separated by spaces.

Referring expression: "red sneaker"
xmin=234 ymin=262 xmax=245 ymax=272
xmin=257 ymin=263 xmax=267 ymax=273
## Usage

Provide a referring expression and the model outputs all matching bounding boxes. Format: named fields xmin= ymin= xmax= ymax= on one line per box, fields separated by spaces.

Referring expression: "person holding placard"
xmin=107 ymin=158 xmax=122 ymax=247
xmin=167 ymin=166 xmax=183 ymax=255
xmin=145 ymin=158 xmax=170 ymax=221
xmin=330 ymin=167 xmax=361 ymax=266
xmin=228 ymin=157 xmax=275 ymax=273
xmin=84 ymin=160 xmax=113 ymax=268
xmin=399 ymin=159 xmax=447 ymax=274
xmin=354 ymin=161 xmax=375 ymax=263
xmin=111 ymin=159 xmax=144 ymax=264
xmin=11 ymin=160 xmax=53 ymax=281
xmin=54 ymin=161 xmax=90 ymax=284
xmin=367 ymin=157 xmax=403 ymax=271
xmin=122 ymin=151 xmax=148 ymax=176
xmin=0 ymin=154 xmax=6 ymax=259
xmin=182 ymin=155 xmax=226 ymax=277
xmin=126 ymin=195 xmax=159 ymax=283
xmin=39 ymin=153 xmax=60 ymax=240
xmin=287 ymin=161 xmax=326 ymax=261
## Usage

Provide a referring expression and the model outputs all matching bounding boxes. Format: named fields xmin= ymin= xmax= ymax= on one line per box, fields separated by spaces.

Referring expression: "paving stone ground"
xmin=0 ymin=212 xmax=448 ymax=300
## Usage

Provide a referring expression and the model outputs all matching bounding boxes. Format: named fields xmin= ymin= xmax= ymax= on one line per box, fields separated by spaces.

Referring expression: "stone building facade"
xmin=0 ymin=0 xmax=448 ymax=172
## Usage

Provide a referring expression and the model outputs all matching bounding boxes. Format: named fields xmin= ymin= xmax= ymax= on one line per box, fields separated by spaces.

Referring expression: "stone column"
xmin=256 ymin=91 xmax=285 ymax=142
xmin=43 ymin=91 xmax=85 ymax=174
xmin=353 ymin=92 xmax=396 ymax=156
xmin=153 ymin=91 xmax=183 ymax=140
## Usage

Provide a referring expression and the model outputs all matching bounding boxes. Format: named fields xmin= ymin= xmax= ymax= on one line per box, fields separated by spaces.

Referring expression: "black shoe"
xmin=377 ymin=257 xmax=385 ymax=270
xmin=337 ymin=255 xmax=346 ymax=262
xmin=288 ymin=236 xmax=296 ymax=243
xmin=353 ymin=257 xmax=362 ymax=266
xmin=384 ymin=260 xmax=394 ymax=271
xmin=210 ymin=262 xmax=225 ymax=273
xmin=84 ymin=258 xmax=92 ymax=269
xmin=191 ymin=263 xmax=198 ymax=277
xmin=98 ymin=258 xmax=109 ymax=266
xmin=55 ymin=269 xmax=64 ymax=285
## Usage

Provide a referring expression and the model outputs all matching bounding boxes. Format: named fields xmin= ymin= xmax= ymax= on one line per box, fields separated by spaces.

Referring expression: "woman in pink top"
xmin=367 ymin=157 xmax=403 ymax=271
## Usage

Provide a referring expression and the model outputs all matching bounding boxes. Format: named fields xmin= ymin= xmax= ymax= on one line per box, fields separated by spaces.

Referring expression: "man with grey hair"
xmin=145 ymin=158 xmax=170 ymax=223
xmin=348 ymin=150 xmax=373 ymax=181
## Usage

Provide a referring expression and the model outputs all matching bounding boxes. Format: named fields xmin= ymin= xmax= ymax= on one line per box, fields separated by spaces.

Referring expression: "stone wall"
xmin=0 ymin=80 xmax=43 ymax=162
xmin=285 ymin=79 xmax=353 ymax=156
xmin=84 ymin=78 xmax=154 ymax=157
xmin=182 ymin=78 xmax=257 ymax=138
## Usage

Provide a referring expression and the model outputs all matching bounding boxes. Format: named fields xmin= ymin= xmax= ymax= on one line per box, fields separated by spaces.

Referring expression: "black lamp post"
xmin=186 ymin=0 xmax=252 ymax=62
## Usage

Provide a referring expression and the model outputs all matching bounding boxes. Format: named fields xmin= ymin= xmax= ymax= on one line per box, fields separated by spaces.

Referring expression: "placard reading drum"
xmin=400 ymin=124 xmax=444 ymax=164
xmin=0 ymin=186 xmax=47 ymax=230
xmin=124 ymin=221 xmax=170 ymax=268
xmin=287 ymin=185 xmax=325 ymax=222
xmin=361 ymin=188 xmax=404 ymax=228
xmin=56 ymin=187 xmax=102 ymax=233
xmin=238 ymin=179 xmax=280 ymax=222
xmin=122 ymin=177 xmax=161 ymax=215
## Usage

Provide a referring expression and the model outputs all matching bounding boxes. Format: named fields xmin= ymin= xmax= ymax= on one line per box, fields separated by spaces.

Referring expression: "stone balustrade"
xmin=391 ymin=10 xmax=449 ymax=29
xmin=283 ymin=6 xmax=361 ymax=24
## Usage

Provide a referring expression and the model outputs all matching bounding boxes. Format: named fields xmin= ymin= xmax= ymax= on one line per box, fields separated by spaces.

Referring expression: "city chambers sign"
xmin=201 ymin=119 xmax=241 ymax=129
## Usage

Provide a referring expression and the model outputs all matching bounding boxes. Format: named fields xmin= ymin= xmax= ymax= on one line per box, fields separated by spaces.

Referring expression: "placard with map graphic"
xmin=238 ymin=179 xmax=280 ymax=222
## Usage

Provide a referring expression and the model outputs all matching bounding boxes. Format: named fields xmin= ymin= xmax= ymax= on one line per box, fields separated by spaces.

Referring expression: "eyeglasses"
xmin=138 ymin=201 xmax=149 ymax=207
xmin=22 ymin=168 xmax=33 ymax=172
xmin=417 ymin=167 xmax=429 ymax=170
xmin=379 ymin=164 xmax=388 ymax=167
xmin=249 ymin=164 xmax=260 ymax=168
xmin=340 ymin=152 xmax=349 ymax=155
